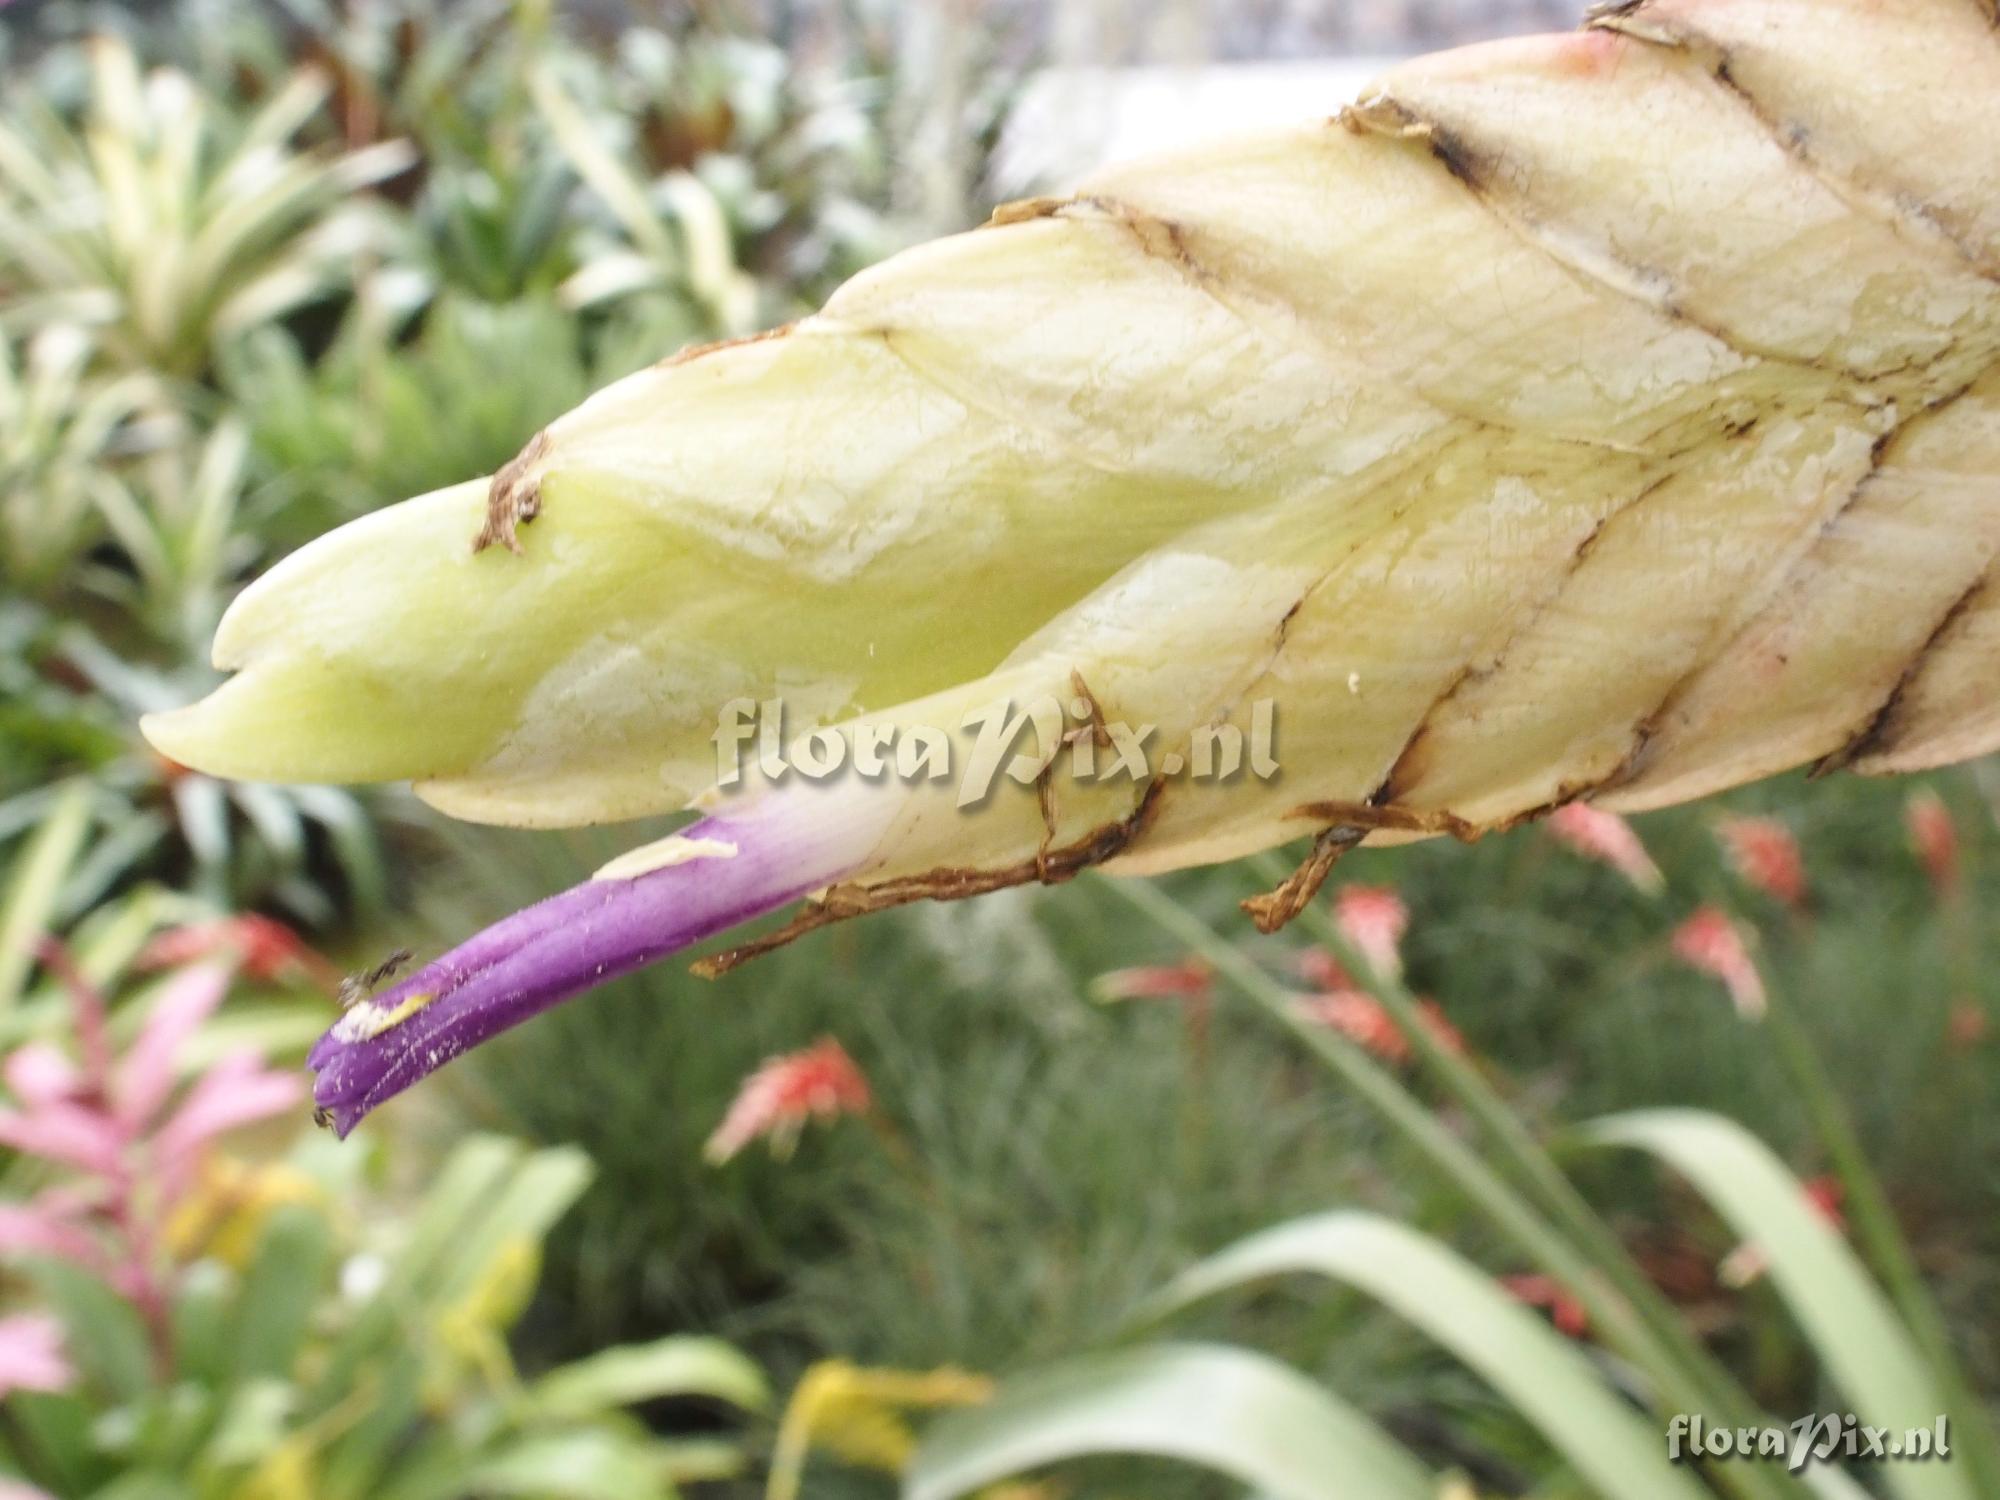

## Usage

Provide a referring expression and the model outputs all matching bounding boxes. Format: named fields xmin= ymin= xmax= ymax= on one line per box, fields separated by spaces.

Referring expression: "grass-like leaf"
xmin=1585 ymin=1109 xmax=1973 ymax=1500
xmin=1148 ymin=1210 xmax=1710 ymax=1500
xmin=906 ymin=1342 xmax=1433 ymax=1500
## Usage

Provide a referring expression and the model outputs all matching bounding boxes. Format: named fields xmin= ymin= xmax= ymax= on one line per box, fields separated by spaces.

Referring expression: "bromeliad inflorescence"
xmin=147 ymin=0 xmax=2000 ymax=1130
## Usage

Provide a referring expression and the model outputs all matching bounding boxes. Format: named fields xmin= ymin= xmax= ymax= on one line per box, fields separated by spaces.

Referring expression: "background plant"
xmin=0 ymin=847 xmax=768 ymax=1498
xmin=2 ymin=2 xmax=1996 ymax=1497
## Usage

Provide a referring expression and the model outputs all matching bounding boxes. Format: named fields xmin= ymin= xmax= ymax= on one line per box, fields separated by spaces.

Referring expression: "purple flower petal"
xmin=308 ymin=794 xmax=885 ymax=1135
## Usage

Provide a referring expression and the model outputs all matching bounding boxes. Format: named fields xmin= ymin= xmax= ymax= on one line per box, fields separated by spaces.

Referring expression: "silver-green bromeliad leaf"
xmin=904 ymin=1342 xmax=1434 ymax=1500
xmin=1146 ymin=1210 xmax=1710 ymax=1500
xmin=1584 ymin=1109 xmax=1975 ymax=1500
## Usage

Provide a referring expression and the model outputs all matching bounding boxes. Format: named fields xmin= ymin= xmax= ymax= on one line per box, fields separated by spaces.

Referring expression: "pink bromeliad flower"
xmin=0 ymin=943 xmax=302 ymax=1352
xmin=1715 ymin=816 xmax=1808 ymax=910
xmin=0 ymin=1313 xmax=73 ymax=1400
xmin=1333 ymin=884 xmax=1409 ymax=980
xmin=1904 ymin=789 xmax=1961 ymax=898
xmin=705 ymin=1037 xmax=873 ymax=1164
xmin=1671 ymin=907 xmax=1767 ymax=1019
xmin=1545 ymin=803 xmax=1664 ymax=894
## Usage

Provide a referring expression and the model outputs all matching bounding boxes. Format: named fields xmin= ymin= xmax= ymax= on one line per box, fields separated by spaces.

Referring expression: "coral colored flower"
xmin=1333 ymin=884 xmax=1408 ymax=979
xmin=1295 ymin=990 xmax=1461 ymax=1065
xmin=1721 ymin=1176 xmax=1845 ymax=1287
xmin=1294 ymin=947 xmax=1351 ymax=992
xmin=1672 ymin=906 xmax=1767 ymax=1019
xmin=1545 ymin=803 xmax=1663 ymax=893
xmin=1500 ymin=1273 xmax=1589 ymax=1338
xmin=0 ymin=1314 xmax=73 ymax=1399
xmin=1905 ymin=790 xmax=1961 ymax=897
xmin=1802 ymin=1175 xmax=1847 ymax=1228
xmin=138 ymin=914 xmax=338 ymax=990
xmin=706 ymin=1037 xmax=873 ymax=1164
xmin=1715 ymin=816 xmax=1807 ymax=909
xmin=1091 ymin=958 xmax=1212 ymax=1003
xmin=1948 ymin=999 xmax=1989 ymax=1049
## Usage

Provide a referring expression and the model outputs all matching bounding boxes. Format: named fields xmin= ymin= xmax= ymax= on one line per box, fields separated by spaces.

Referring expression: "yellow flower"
xmin=163 ymin=1156 xmax=323 ymax=1267
xmin=768 ymin=1361 xmax=994 ymax=1500
xmin=233 ymin=1435 xmax=316 ymax=1500
xmin=425 ymin=1235 xmax=539 ymax=1408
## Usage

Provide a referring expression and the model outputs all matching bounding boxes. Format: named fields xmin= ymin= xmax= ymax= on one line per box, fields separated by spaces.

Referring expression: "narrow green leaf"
xmin=528 ymin=68 xmax=673 ymax=261
xmin=312 ymin=1136 xmax=522 ymax=1405
xmin=4 ymin=1390 xmax=96 ymax=1498
xmin=232 ymin=1203 xmax=335 ymax=1383
xmin=0 ymin=779 xmax=92 ymax=1010
xmin=454 ymin=1431 xmax=674 ymax=1500
xmin=23 ymin=1259 xmax=153 ymax=1403
xmin=1585 ymin=1110 xmax=1973 ymax=1500
xmin=531 ymin=1336 xmax=771 ymax=1419
xmin=169 ymin=1259 xmax=236 ymax=1387
xmin=205 ymin=1377 xmax=299 ymax=1469
xmin=432 ymin=1145 xmax=591 ymax=1305
xmin=1150 ymin=1211 xmax=1709 ymax=1500
xmin=392 ymin=1135 xmax=524 ymax=1294
xmin=907 ymin=1343 xmax=1432 ymax=1500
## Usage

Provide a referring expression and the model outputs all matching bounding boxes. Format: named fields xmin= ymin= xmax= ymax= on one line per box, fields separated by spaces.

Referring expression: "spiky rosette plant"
xmin=147 ymin=0 xmax=2000 ymax=1132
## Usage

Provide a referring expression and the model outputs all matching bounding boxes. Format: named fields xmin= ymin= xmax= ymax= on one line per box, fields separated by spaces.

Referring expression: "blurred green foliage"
xmin=458 ymin=770 xmax=2000 ymax=1497
xmin=0 ymin=0 xmax=990 ymax=928
xmin=3 ymin=2 xmax=1997 ymax=1497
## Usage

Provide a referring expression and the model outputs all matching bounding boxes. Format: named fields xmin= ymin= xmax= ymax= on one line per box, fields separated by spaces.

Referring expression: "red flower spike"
xmin=706 ymin=1037 xmax=873 ymax=1165
xmin=1715 ymin=816 xmax=1808 ymax=910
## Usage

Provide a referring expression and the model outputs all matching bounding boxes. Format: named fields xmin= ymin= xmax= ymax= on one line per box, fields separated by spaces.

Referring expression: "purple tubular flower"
xmin=308 ymin=793 xmax=886 ymax=1135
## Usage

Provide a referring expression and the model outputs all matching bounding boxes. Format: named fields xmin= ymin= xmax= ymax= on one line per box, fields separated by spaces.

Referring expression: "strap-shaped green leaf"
xmin=906 ymin=1342 xmax=1431 ymax=1500
xmin=531 ymin=1336 xmax=770 ymax=1419
xmin=0 ymin=779 xmax=91 ymax=1011
xmin=1150 ymin=1211 xmax=1709 ymax=1500
xmin=1584 ymin=1109 xmax=1972 ymax=1500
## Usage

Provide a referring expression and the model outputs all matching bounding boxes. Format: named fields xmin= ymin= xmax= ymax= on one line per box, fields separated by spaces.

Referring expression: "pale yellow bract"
xmin=147 ymin=0 xmax=2000 ymax=934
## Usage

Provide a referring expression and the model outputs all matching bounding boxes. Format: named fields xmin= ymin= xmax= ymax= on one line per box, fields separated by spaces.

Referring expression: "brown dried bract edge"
xmin=471 ymin=326 xmax=804 ymax=555
xmin=655 ymin=321 xmax=796 ymax=370
xmin=693 ymin=780 xmax=1166 ymax=978
xmin=473 ymin=429 xmax=551 ymax=555
xmin=1241 ymin=825 xmax=1368 ymax=934
xmin=985 ymin=195 xmax=1073 ymax=228
xmin=1242 ymin=799 xmax=1486 ymax=934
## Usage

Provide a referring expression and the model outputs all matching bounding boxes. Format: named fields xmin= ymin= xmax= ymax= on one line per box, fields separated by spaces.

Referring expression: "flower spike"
xmin=142 ymin=0 xmax=2000 ymax=1127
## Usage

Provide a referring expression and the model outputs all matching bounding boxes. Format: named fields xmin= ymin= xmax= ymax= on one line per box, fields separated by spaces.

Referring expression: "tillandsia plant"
xmin=0 ymin=33 xmax=413 ymax=382
xmin=146 ymin=0 xmax=2000 ymax=1132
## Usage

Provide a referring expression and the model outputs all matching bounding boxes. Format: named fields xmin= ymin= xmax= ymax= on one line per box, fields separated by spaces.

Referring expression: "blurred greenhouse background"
xmin=2 ymin=2 xmax=1997 ymax=1497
